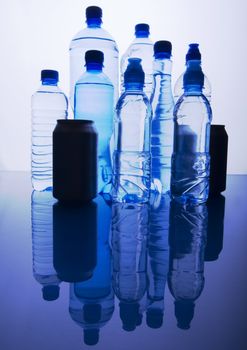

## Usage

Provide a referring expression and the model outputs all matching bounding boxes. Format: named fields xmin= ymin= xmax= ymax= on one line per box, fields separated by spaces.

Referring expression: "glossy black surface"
xmin=0 ymin=173 xmax=246 ymax=349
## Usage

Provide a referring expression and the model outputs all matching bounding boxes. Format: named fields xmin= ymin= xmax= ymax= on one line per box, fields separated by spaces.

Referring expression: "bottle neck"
xmin=86 ymin=63 xmax=103 ymax=72
xmin=135 ymin=32 xmax=149 ymax=38
xmin=86 ymin=18 xmax=102 ymax=28
xmin=125 ymin=82 xmax=144 ymax=92
xmin=153 ymin=58 xmax=172 ymax=76
xmin=184 ymin=85 xmax=202 ymax=95
xmin=186 ymin=59 xmax=201 ymax=68
xmin=41 ymin=79 xmax=58 ymax=86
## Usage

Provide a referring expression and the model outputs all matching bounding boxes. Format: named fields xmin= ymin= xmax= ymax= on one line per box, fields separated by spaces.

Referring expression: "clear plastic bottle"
xmin=69 ymin=6 xmax=119 ymax=108
xmin=168 ymin=201 xmax=207 ymax=329
xmin=146 ymin=193 xmax=170 ymax=329
xmin=120 ymin=23 xmax=153 ymax=99
xmin=111 ymin=202 xmax=149 ymax=331
xmin=31 ymin=70 xmax=68 ymax=191
xmin=174 ymin=43 xmax=211 ymax=103
xmin=151 ymin=41 xmax=174 ymax=194
xmin=31 ymin=190 xmax=60 ymax=301
xmin=74 ymin=50 xmax=114 ymax=193
xmin=70 ymin=285 xmax=114 ymax=346
xmin=171 ymin=60 xmax=212 ymax=204
xmin=70 ymin=195 xmax=113 ymax=346
xmin=112 ymin=58 xmax=152 ymax=203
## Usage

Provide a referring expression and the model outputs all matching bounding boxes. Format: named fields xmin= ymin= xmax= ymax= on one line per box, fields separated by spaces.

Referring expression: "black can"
xmin=209 ymin=125 xmax=228 ymax=197
xmin=53 ymin=120 xmax=97 ymax=203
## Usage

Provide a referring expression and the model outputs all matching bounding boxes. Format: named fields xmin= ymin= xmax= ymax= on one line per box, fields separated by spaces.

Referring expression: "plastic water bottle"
xmin=111 ymin=202 xmax=149 ymax=331
xmin=174 ymin=43 xmax=211 ymax=103
xmin=168 ymin=201 xmax=207 ymax=329
xmin=151 ymin=41 xmax=174 ymax=194
xmin=31 ymin=70 xmax=68 ymax=191
xmin=31 ymin=190 xmax=60 ymax=301
xmin=171 ymin=59 xmax=212 ymax=204
xmin=146 ymin=193 xmax=170 ymax=329
xmin=120 ymin=23 xmax=153 ymax=99
xmin=112 ymin=58 xmax=152 ymax=203
xmin=69 ymin=5 xmax=119 ymax=108
xmin=70 ymin=195 xmax=113 ymax=345
xmin=74 ymin=50 xmax=114 ymax=193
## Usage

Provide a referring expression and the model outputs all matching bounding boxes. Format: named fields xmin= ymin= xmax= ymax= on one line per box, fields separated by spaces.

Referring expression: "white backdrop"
xmin=0 ymin=0 xmax=246 ymax=173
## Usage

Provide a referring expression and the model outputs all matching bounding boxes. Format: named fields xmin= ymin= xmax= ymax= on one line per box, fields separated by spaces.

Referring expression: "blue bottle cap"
xmin=86 ymin=6 xmax=102 ymax=19
xmin=85 ymin=50 xmax=104 ymax=65
xmin=84 ymin=329 xmax=99 ymax=346
xmin=154 ymin=40 xmax=172 ymax=58
xmin=42 ymin=285 xmax=60 ymax=301
xmin=41 ymin=70 xmax=58 ymax=82
xmin=186 ymin=43 xmax=201 ymax=61
xmin=135 ymin=23 xmax=150 ymax=37
xmin=175 ymin=300 xmax=195 ymax=330
xmin=124 ymin=58 xmax=145 ymax=85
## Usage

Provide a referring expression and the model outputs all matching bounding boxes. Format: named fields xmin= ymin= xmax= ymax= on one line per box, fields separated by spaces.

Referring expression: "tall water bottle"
xmin=151 ymin=41 xmax=174 ymax=194
xmin=31 ymin=190 xmax=60 ymax=301
xmin=171 ymin=59 xmax=212 ymax=203
xmin=168 ymin=201 xmax=207 ymax=329
xmin=120 ymin=24 xmax=154 ymax=99
xmin=31 ymin=70 xmax=68 ymax=191
xmin=111 ymin=203 xmax=149 ymax=332
xmin=74 ymin=50 xmax=114 ymax=193
xmin=112 ymin=58 xmax=152 ymax=203
xmin=69 ymin=5 xmax=119 ymax=108
xmin=146 ymin=193 xmax=170 ymax=329
xmin=174 ymin=43 xmax=211 ymax=103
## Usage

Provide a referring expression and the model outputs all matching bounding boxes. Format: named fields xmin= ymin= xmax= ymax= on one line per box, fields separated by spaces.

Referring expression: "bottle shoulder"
xmin=116 ymin=91 xmax=152 ymax=115
xmin=75 ymin=71 xmax=114 ymax=87
xmin=70 ymin=26 xmax=118 ymax=47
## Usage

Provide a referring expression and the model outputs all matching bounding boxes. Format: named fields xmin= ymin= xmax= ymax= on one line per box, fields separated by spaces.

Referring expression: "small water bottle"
xmin=112 ymin=58 xmax=152 ymax=203
xmin=111 ymin=203 xmax=149 ymax=332
xmin=174 ymin=43 xmax=211 ymax=103
xmin=31 ymin=70 xmax=68 ymax=191
xmin=74 ymin=50 xmax=114 ymax=194
xmin=151 ymin=41 xmax=174 ymax=194
xmin=69 ymin=6 xmax=119 ymax=108
xmin=171 ymin=59 xmax=212 ymax=204
xmin=120 ymin=23 xmax=153 ymax=99
xmin=31 ymin=190 xmax=60 ymax=301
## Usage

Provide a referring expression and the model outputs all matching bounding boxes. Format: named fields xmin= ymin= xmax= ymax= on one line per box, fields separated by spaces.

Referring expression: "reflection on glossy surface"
xmin=205 ymin=195 xmax=225 ymax=261
xmin=70 ymin=195 xmax=114 ymax=346
xmin=3 ymin=173 xmax=246 ymax=349
xmin=112 ymin=203 xmax=149 ymax=331
xmin=53 ymin=201 xmax=97 ymax=282
xmin=31 ymin=190 xmax=60 ymax=301
xmin=168 ymin=201 xmax=207 ymax=329
xmin=146 ymin=193 xmax=170 ymax=328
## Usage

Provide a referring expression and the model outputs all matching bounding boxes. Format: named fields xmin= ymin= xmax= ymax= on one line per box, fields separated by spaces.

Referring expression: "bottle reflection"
xmin=31 ymin=190 xmax=60 ymax=301
xmin=53 ymin=201 xmax=97 ymax=282
xmin=112 ymin=203 xmax=149 ymax=332
xmin=146 ymin=193 xmax=170 ymax=329
xmin=168 ymin=201 xmax=207 ymax=330
xmin=205 ymin=195 xmax=225 ymax=262
xmin=69 ymin=195 xmax=113 ymax=346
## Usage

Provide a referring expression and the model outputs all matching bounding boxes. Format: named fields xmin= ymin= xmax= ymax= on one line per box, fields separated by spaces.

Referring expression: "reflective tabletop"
xmin=0 ymin=172 xmax=246 ymax=350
